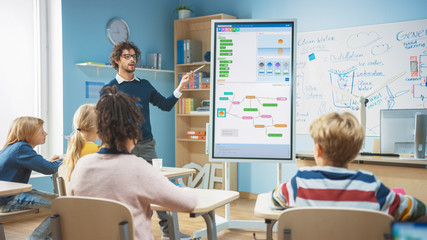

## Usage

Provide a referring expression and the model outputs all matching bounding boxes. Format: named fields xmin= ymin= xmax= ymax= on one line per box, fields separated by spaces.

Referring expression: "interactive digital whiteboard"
xmin=209 ymin=19 xmax=297 ymax=162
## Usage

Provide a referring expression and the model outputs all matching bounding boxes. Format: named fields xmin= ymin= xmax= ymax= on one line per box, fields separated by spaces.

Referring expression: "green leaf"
xmin=174 ymin=3 xmax=193 ymax=12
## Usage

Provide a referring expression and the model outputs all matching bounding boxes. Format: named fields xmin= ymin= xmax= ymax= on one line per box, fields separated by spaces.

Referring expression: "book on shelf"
xmin=201 ymin=100 xmax=210 ymax=107
xmin=186 ymin=130 xmax=206 ymax=136
xmin=184 ymin=40 xmax=202 ymax=64
xmin=196 ymin=106 xmax=209 ymax=111
xmin=189 ymin=111 xmax=209 ymax=115
xmin=186 ymin=129 xmax=206 ymax=140
xmin=177 ymin=40 xmax=184 ymax=64
xmin=146 ymin=53 xmax=161 ymax=69
xmin=201 ymin=77 xmax=210 ymax=89
xmin=187 ymin=135 xmax=206 ymax=140
xmin=176 ymin=39 xmax=203 ymax=64
xmin=178 ymin=98 xmax=200 ymax=114
xmin=194 ymin=72 xmax=209 ymax=89
xmin=178 ymin=73 xmax=186 ymax=89
xmin=178 ymin=72 xmax=210 ymax=90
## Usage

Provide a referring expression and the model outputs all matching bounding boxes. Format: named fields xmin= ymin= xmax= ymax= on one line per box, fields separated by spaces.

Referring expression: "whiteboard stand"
xmin=192 ymin=162 xmax=282 ymax=239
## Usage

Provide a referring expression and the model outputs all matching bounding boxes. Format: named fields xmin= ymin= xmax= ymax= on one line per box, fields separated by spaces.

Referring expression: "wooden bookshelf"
xmin=174 ymin=14 xmax=237 ymax=190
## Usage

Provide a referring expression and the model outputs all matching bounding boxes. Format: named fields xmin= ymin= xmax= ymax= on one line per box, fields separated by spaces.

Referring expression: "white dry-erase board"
xmin=296 ymin=18 xmax=427 ymax=136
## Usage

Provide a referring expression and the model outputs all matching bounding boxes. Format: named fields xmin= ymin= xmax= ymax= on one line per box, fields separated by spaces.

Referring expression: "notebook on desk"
xmin=392 ymin=222 xmax=427 ymax=240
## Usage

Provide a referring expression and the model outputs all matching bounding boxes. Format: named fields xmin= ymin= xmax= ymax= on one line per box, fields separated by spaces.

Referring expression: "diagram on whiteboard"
xmin=296 ymin=19 xmax=427 ymax=136
xmin=215 ymin=82 xmax=291 ymax=145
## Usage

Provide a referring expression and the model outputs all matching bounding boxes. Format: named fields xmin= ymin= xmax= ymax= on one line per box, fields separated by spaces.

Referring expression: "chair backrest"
xmin=51 ymin=172 xmax=67 ymax=196
xmin=52 ymin=172 xmax=59 ymax=194
xmin=277 ymin=207 xmax=394 ymax=240
xmin=55 ymin=165 xmax=69 ymax=196
xmin=50 ymin=196 xmax=134 ymax=240
xmin=56 ymin=176 xmax=67 ymax=196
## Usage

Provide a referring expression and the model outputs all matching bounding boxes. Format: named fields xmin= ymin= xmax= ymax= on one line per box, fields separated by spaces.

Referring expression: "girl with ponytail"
xmin=63 ymin=104 xmax=102 ymax=182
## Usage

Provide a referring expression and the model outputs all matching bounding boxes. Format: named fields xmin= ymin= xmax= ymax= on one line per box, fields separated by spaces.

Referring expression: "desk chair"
xmin=55 ymin=176 xmax=67 ymax=197
xmin=53 ymin=167 xmax=68 ymax=197
xmin=52 ymin=172 xmax=59 ymax=195
xmin=0 ymin=178 xmax=45 ymax=240
xmin=277 ymin=207 xmax=393 ymax=240
xmin=0 ymin=209 xmax=40 ymax=240
xmin=50 ymin=196 xmax=134 ymax=240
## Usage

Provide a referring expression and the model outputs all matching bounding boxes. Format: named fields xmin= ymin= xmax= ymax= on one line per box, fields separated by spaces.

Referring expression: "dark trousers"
xmin=131 ymin=138 xmax=169 ymax=233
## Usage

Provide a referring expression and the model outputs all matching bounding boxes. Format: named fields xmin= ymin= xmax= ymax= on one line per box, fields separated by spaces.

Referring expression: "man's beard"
xmin=124 ymin=65 xmax=135 ymax=73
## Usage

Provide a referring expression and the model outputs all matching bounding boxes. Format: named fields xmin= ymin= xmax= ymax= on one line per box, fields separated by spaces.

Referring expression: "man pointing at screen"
xmin=101 ymin=41 xmax=194 ymax=239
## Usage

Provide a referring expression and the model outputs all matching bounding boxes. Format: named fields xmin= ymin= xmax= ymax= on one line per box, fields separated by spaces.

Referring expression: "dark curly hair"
xmin=110 ymin=41 xmax=141 ymax=71
xmin=96 ymin=85 xmax=144 ymax=151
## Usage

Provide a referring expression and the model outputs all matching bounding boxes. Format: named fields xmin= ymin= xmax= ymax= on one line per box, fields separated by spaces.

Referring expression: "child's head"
xmin=96 ymin=85 xmax=144 ymax=151
xmin=64 ymin=104 xmax=97 ymax=180
xmin=310 ymin=112 xmax=364 ymax=166
xmin=72 ymin=104 xmax=97 ymax=134
xmin=2 ymin=116 xmax=46 ymax=149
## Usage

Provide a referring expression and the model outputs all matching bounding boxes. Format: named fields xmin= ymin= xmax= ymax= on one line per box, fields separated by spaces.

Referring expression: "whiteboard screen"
xmin=296 ymin=19 xmax=427 ymax=136
xmin=210 ymin=19 xmax=297 ymax=162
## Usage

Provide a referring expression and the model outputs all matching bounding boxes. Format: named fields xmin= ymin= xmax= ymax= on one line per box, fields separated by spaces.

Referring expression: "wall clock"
xmin=106 ymin=18 xmax=130 ymax=44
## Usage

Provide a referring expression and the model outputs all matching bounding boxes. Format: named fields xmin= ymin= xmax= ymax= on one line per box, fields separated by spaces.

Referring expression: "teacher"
xmin=102 ymin=41 xmax=193 ymax=239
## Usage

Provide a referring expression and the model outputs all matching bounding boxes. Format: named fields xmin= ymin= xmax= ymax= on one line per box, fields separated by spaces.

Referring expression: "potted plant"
xmin=175 ymin=4 xmax=193 ymax=19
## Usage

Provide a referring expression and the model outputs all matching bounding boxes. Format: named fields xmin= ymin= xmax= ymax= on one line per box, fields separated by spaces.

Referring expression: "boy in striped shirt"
xmin=271 ymin=112 xmax=426 ymax=221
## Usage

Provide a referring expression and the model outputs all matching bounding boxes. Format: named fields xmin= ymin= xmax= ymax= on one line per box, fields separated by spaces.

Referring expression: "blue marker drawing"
xmin=371 ymin=43 xmax=391 ymax=56
xmin=385 ymin=86 xmax=409 ymax=109
xmin=346 ymin=31 xmax=381 ymax=49
xmin=308 ymin=53 xmax=316 ymax=61
xmin=412 ymin=82 xmax=427 ymax=101
xmin=420 ymin=55 xmax=427 ymax=77
xmin=328 ymin=67 xmax=357 ymax=109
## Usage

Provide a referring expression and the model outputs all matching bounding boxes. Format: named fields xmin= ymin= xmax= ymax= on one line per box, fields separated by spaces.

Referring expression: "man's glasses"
xmin=121 ymin=54 xmax=138 ymax=60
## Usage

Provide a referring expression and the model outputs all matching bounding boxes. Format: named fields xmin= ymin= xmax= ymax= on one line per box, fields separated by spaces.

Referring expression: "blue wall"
xmin=60 ymin=0 xmax=427 ymax=194
xmin=62 ymin=0 xmax=177 ymax=168
xmin=29 ymin=176 xmax=55 ymax=193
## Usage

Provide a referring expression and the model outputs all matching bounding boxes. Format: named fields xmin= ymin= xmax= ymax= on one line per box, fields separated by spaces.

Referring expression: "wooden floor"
xmin=2 ymin=197 xmax=271 ymax=240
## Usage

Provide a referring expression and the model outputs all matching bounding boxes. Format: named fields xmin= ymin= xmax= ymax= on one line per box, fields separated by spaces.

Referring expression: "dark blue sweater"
xmin=104 ymin=78 xmax=178 ymax=141
xmin=0 ymin=141 xmax=62 ymax=204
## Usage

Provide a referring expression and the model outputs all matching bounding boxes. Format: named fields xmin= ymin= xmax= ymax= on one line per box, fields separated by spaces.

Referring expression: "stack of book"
xmin=186 ymin=130 xmax=206 ymax=140
xmin=189 ymin=106 xmax=210 ymax=115
xmin=146 ymin=53 xmax=161 ymax=69
xmin=178 ymin=72 xmax=210 ymax=89
xmin=178 ymin=98 xmax=200 ymax=114
xmin=200 ymin=73 xmax=210 ymax=89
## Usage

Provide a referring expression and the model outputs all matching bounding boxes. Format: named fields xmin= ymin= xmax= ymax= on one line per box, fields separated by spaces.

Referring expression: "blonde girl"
xmin=63 ymin=104 xmax=102 ymax=181
xmin=0 ymin=116 xmax=62 ymax=239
